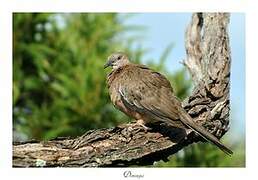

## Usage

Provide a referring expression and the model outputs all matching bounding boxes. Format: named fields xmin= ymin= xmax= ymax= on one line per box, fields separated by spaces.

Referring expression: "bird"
xmin=104 ymin=52 xmax=233 ymax=155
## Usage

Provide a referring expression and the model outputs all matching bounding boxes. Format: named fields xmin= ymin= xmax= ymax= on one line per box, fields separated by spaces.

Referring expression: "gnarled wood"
xmin=13 ymin=13 xmax=231 ymax=167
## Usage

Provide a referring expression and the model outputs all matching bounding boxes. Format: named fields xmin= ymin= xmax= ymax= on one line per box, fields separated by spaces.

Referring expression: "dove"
xmin=104 ymin=52 xmax=233 ymax=155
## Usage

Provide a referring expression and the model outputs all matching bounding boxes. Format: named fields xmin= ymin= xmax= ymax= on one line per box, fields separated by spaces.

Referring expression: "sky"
xmin=123 ymin=13 xmax=245 ymax=137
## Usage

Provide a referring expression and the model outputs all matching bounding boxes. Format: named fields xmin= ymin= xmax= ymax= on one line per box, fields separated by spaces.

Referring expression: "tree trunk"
xmin=13 ymin=13 xmax=231 ymax=167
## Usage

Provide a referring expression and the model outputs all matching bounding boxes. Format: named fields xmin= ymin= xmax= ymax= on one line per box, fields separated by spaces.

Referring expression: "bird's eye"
xmin=117 ymin=56 xmax=121 ymax=60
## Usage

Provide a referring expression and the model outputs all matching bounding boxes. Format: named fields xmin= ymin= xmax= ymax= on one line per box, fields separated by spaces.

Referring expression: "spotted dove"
xmin=104 ymin=52 xmax=233 ymax=155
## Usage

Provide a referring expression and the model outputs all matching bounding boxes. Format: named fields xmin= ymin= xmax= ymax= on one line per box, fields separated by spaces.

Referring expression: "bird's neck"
xmin=107 ymin=64 xmax=132 ymax=88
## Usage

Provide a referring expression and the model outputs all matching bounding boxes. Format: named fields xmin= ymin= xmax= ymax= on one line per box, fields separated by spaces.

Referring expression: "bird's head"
xmin=104 ymin=52 xmax=130 ymax=70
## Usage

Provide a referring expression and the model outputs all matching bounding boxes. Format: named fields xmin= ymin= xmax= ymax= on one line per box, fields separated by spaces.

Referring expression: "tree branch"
xmin=13 ymin=13 xmax=231 ymax=167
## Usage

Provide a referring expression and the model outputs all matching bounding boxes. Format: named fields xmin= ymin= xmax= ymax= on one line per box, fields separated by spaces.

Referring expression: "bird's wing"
xmin=117 ymin=65 xmax=233 ymax=154
xmin=118 ymin=65 xmax=184 ymax=127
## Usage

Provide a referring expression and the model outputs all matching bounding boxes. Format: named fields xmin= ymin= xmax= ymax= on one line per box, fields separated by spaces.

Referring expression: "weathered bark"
xmin=13 ymin=13 xmax=231 ymax=167
xmin=183 ymin=13 xmax=231 ymax=137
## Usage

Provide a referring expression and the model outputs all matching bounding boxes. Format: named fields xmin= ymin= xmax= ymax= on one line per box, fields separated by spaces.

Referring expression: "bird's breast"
xmin=109 ymin=83 xmax=120 ymax=104
xmin=108 ymin=84 xmax=144 ymax=121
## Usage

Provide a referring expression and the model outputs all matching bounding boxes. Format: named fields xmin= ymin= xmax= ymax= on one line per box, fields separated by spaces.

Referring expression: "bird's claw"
xmin=130 ymin=119 xmax=152 ymax=132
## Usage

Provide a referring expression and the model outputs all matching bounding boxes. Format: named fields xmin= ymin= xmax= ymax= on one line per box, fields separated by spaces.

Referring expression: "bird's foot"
xmin=130 ymin=119 xmax=152 ymax=132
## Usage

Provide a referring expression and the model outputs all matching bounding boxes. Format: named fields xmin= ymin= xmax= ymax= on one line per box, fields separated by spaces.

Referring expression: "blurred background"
xmin=13 ymin=13 xmax=245 ymax=167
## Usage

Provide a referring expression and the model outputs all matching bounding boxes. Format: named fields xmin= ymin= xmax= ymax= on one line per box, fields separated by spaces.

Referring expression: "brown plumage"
xmin=104 ymin=52 xmax=233 ymax=155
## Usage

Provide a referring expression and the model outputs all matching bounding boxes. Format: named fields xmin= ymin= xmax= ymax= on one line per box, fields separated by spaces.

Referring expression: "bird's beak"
xmin=104 ymin=60 xmax=112 ymax=69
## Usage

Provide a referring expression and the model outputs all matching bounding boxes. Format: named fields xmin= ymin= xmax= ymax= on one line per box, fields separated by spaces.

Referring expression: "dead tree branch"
xmin=13 ymin=13 xmax=231 ymax=167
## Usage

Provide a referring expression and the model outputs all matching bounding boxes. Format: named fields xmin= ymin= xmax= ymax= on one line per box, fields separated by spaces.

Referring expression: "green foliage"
xmin=13 ymin=13 xmax=129 ymax=140
xmin=154 ymin=141 xmax=245 ymax=167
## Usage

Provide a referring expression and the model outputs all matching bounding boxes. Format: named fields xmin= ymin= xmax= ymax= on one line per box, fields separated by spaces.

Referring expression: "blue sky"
xmin=123 ymin=13 xmax=245 ymax=138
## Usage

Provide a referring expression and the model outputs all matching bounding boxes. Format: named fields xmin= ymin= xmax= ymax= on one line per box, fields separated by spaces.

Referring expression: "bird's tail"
xmin=178 ymin=108 xmax=233 ymax=155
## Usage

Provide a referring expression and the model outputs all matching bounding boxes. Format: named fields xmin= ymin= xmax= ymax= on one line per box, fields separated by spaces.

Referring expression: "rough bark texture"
xmin=13 ymin=13 xmax=231 ymax=167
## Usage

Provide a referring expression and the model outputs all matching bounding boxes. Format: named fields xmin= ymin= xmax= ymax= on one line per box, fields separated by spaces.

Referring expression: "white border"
xmin=0 ymin=0 xmax=256 ymax=180
xmin=0 ymin=5 xmax=12 ymax=169
xmin=8 ymin=0 xmax=246 ymax=12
